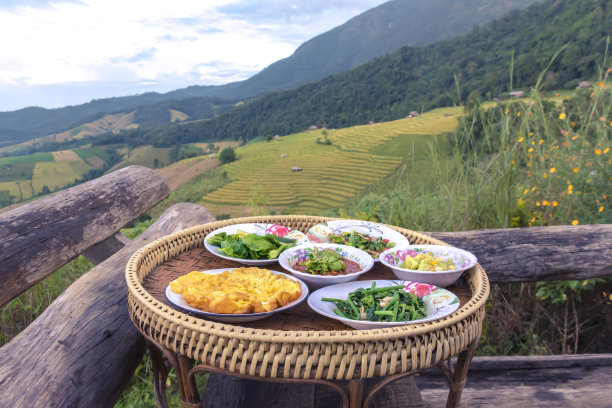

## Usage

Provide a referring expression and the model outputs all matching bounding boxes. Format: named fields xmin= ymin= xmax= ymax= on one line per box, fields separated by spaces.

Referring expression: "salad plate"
xmin=306 ymin=220 xmax=409 ymax=260
xmin=204 ymin=223 xmax=307 ymax=265
xmin=165 ymin=268 xmax=309 ymax=322
xmin=307 ymin=280 xmax=459 ymax=329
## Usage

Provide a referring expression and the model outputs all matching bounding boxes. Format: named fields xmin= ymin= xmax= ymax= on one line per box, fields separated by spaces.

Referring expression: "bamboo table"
xmin=126 ymin=216 xmax=489 ymax=408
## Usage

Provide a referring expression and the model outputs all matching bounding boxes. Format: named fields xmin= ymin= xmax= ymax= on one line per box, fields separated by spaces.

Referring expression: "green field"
xmin=200 ymin=107 xmax=460 ymax=216
xmin=73 ymin=146 xmax=111 ymax=161
xmin=0 ymin=152 xmax=54 ymax=166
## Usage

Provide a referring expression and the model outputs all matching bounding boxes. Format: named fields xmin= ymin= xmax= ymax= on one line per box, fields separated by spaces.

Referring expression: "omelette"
xmin=170 ymin=267 xmax=302 ymax=314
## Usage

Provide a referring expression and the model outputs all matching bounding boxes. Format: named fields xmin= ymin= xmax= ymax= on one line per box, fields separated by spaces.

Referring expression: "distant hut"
xmin=280 ymin=154 xmax=287 ymax=158
xmin=291 ymin=167 xmax=302 ymax=172
xmin=577 ymin=81 xmax=592 ymax=89
xmin=307 ymin=125 xmax=318 ymax=131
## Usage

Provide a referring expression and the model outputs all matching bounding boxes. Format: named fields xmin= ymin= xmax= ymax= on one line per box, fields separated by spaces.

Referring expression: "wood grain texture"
xmin=416 ymin=362 xmax=612 ymax=407
xmin=82 ymin=232 xmax=131 ymax=265
xmin=0 ymin=165 xmax=170 ymax=306
xmin=428 ymin=224 xmax=612 ymax=283
xmin=0 ymin=203 xmax=215 ymax=408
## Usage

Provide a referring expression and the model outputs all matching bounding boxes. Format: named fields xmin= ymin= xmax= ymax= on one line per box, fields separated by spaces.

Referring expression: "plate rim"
xmin=307 ymin=279 xmax=459 ymax=328
xmin=165 ymin=267 xmax=309 ymax=318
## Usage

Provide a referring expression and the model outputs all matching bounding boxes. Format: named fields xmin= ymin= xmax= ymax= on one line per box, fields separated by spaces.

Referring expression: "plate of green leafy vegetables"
xmin=204 ymin=223 xmax=308 ymax=265
xmin=308 ymin=280 xmax=459 ymax=329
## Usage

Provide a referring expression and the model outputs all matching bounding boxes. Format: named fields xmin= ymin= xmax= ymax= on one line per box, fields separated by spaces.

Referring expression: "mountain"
xmin=197 ymin=0 xmax=540 ymax=99
xmin=0 ymin=0 xmax=537 ymax=147
xmin=92 ymin=0 xmax=610 ymax=147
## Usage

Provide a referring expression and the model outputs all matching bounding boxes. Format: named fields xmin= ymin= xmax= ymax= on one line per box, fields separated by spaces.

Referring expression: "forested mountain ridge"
xmin=194 ymin=0 xmax=539 ymax=99
xmin=93 ymin=0 xmax=611 ymax=148
xmin=0 ymin=0 xmax=537 ymax=146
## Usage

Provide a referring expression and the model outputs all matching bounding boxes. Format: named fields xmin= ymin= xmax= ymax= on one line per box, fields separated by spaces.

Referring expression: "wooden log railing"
xmin=0 ymin=164 xmax=610 ymax=407
xmin=0 ymin=165 xmax=170 ymax=306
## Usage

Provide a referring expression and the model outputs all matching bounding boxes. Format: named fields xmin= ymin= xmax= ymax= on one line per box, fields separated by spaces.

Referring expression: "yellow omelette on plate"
xmin=170 ymin=267 xmax=302 ymax=314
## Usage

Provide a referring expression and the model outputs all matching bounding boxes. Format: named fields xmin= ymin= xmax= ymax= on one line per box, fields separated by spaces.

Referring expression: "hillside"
xmin=0 ymin=0 xmax=536 ymax=146
xmin=94 ymin=0 xmax=611 ymax=147
xmin=191 ymin=0 xmax=539 ymax=99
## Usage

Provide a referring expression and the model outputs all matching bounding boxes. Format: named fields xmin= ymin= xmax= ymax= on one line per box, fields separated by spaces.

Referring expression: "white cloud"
xmin=0 ymin=0 xmax=387 ymax=110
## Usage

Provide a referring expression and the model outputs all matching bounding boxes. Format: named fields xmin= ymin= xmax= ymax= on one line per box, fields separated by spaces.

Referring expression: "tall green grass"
xmin=338 ymin=75 xmax=611 ymax=355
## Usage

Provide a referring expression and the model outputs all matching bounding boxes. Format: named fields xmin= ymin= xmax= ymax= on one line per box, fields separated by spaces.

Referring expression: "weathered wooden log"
xmin=0 ymin=202 xmax=216 ymax=408
xmin=416 ymin=354 xmax=612 ymax=407
xmin=82 ymin=232 xmax=131 ymax=265
xmin=0 ymin=165 xmax=170 ymax=306
xmin=428 ymin=224 xmax=612 ymax=283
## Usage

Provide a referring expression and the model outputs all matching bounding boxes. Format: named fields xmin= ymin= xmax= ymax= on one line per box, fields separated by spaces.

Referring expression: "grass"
xmin=0 ymin=152 xmax=54 ymax=166
xmin=73 ymin=146 xmax=111 ymax=161
xmin=0 ymin=256 xmax=93 ymax=346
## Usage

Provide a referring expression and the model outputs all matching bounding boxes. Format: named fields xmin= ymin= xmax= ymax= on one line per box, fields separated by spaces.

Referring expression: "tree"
xmin=219 ymin=147 xmax=236 ymax=164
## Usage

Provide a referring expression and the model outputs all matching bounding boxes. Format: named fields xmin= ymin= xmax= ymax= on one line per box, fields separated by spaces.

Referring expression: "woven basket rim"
xmin=126 ymin=215 xmax=490 ymax=344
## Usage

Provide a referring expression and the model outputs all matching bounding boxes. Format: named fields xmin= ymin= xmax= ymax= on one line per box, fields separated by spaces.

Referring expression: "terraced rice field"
xmin=201 ymin=107 xmax=461 ymax=215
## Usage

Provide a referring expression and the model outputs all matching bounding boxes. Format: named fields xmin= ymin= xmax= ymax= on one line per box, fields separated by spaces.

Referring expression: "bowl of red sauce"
xmin=278 ymin=243 xmax=374 ymax=288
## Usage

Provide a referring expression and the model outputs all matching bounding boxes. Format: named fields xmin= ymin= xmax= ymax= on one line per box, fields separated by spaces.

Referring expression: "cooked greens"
xmin=322 ymin=283 xmax=426 ymax=322
xmin=329 ymin=231 xmax=395 ymax=256
xmin=207 ymin=231 xmax=296 ymax=259
xmin=297 ymin=248 xmax=345 ymax=274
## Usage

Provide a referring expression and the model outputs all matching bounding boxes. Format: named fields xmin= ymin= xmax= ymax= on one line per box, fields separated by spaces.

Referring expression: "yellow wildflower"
xmin=543 ymin=173 xmax=547 ymax=178
xmin=599 ymin=82 xmax=604 ymax=87
xmin=529 ymin=132 xmax=534 ymax=136
xmin=518 ymin=137 xmax=524 ymax=142
xmin=572 ymin=220 xmax=579 ymax=225
xmin=599 ymin=206 xmax=604 ymax=213
xmin=543 ymin=200 xmax=550 ymax=206
xmin=573 ymin=168 xmax=579 ymax=173
xmin=539 ymin=139 xmax=544 ymax=145
xmin=605 ymin=148 xmax=610 ymax=154
xmin=596 ymin=149 xmax=602 ymax=155
xmin=523 ymin=189 xmax=529 ymax=195
xmin=517 ymin=112 xmax=521 ymax=116
xmin=559 ymin=113 xmax=566 ymax=119
xmin=552 ymin=201 xmax=558 ymax=207
xmin=536 ymin=201 xmax=541 ymax=206
xmin=528 ymin=147 xmax=534 ymax=152
xmin=550 ymin=168 xmax=556 ymax=173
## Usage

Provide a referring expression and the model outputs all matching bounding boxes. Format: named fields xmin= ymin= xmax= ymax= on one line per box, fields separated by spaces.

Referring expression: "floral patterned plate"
xmin=204 ymin=223 xmax=308 ymax=266
xmin=379 ymin=245 xmax=477 ymax=287
xmin=307 ymin=279 xmax=460 ymax=329
xmin=305 ymin=220 xmax=409 ymax=260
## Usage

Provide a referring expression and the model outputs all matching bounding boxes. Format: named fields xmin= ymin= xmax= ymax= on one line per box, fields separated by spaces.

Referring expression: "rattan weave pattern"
xmin=126 ymin=216 xmax=489 ymax=381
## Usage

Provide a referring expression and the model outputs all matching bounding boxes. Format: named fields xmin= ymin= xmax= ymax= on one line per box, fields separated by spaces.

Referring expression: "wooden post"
xmin=0 ymin=203 xmax=216 ymax=408
xmin=0 ymin=165 xmax=170 ymax=306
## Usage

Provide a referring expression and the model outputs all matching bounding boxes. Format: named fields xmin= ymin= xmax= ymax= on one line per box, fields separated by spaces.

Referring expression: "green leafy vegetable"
xmin=297 ymin=248 xmax=345 ymax=274
xmin=207 ymin=231 xmax=296 ymax=260
xmin=329 ymin=231 xmax=395 ymax=256
xmin=322 ymin=283 xmax=426 ymax=322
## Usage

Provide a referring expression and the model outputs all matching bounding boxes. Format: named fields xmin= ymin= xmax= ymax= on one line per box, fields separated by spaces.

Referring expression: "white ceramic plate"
xmin=307 ymin=279 xmax=460 ymax=329
xmin=379 ymin=245 xmax=478 ymax=287
xmin=305 ymin=220 xmax=409 ymax=261
xmin=165 ymin=268 xmax=309 ymax=322
xmin=278 ymin=243 xmax=374 ymax=289
xmin=204 ymin=223 xmax=308 ymax=266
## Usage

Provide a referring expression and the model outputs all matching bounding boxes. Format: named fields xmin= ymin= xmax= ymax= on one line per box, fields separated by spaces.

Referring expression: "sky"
xmin=0 ymin=0 xmax=388 ymax=112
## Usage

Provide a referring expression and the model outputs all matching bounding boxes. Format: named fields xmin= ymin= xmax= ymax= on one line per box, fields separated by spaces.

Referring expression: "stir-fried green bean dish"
xmin=322 ymin=283 xmax=427 ymax=322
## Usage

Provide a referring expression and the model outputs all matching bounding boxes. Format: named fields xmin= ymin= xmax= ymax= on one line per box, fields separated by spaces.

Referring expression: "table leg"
xmin=445 ymin=333 xmax=481 ymax=408
xmin=147 ymin=340 xmax=201 ymax=408
xmin=148 ymin=342 xmax=170 ymax=408
xmin=348 ymin=379 xmax=365 ymax=408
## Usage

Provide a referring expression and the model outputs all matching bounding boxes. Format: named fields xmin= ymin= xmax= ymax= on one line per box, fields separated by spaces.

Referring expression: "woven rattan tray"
xmin=126 ymin=216 xmax=489 ymax=381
